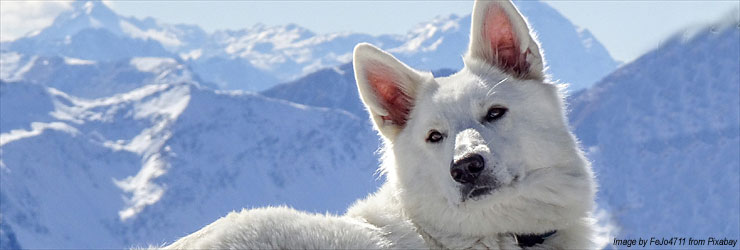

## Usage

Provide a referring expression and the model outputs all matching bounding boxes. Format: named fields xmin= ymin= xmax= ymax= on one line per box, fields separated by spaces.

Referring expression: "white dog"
xmin=163 ymin=0 xmax=596 ymax=248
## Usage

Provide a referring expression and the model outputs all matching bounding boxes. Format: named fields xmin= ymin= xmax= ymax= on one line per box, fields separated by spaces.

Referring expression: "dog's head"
xmin=353 ymin=0 xmax=594 ymax=236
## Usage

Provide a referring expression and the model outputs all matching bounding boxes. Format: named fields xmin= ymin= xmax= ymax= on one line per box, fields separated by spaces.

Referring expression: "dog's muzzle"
xmin=451 ymin=153 xmax=501 ymax=201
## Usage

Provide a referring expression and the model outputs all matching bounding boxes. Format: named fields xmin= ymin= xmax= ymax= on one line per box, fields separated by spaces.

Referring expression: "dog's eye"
xmin=426 ymin=130 xmax=444 ymax=143
xmin=484 ymin=106 xmax=508 ymax=122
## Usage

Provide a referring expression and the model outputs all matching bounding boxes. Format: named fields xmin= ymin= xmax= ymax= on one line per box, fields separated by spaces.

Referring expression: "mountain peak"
xmin=70 ymin=0 xmax=114 ymax=15
xmin=68 ymin=0 xmax=117 ymax=20
xmin=29 ymin=0 xmax=122 ymax=41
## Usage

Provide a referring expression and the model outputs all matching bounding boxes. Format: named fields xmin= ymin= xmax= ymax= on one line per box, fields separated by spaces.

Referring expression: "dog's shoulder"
xmin=163 ymin=206 xmax=391 ymax=249
xmin=346 ymin=184 xmax=428 ymax=248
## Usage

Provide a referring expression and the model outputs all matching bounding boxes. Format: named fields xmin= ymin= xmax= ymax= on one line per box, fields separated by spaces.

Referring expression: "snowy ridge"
xmin=129 ymin=57 xmax=178 ymax=73
xmin=2 ymin=0 xmax=617 ymax=92
xmin=2 ymin=53 xmax=214 ymax=98
xmin=0 ymin=52 xmax=36 ymax=81
xmin=0 ymin=122 xmax=79 ymax=147
xmin=569 ymin=13 xmax=740 ymax=244
xmin=0 ymin=78 xmax=382 ymax=248
xmin=45 ymin=83 xmax=192 ymax=221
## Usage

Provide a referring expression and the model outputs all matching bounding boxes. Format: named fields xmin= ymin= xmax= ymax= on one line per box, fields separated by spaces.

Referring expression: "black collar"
xmin=515 ymin=230 xmax=557 ymax=248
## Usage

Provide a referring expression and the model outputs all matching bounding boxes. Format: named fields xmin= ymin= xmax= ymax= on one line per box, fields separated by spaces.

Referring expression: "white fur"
xmin=162 ymin=0 xmax=596 ymax=249
xmin=163 ymin=206 xmax=391 ymax=249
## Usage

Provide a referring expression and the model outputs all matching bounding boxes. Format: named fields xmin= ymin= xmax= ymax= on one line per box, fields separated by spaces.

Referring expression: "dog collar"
xmin=514 ymin=230 xmax=557 ymax=248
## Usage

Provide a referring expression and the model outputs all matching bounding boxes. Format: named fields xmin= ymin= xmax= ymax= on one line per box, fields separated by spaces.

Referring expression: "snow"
xmin=2 ymin=0 xmax=616 ymax=92
xmin=179 ymin=49 xmax=202 ymax=60
xmin=83 ymin=1 xmax=95 ymax=15
xmin=120 ymin=20 xmax=183 ymax=48
xmin=0 ymin=122 xmax=78 ymax=147
xmin=0 ymin=52 xmax=22 ymax=78
xmin=114 ymin=153 xmax=168 ymax=221
xmin=0 ymin=54 xmax=209 ymax=99
xmin=88 ymin=17 xmax=103 ymax=28
xmin=0 ymin=52 xmax=36 ymax=81
xmin=0 ymin=78 xmax=382 ymax=248
xmin=63 ymin=57 xmax=95 ymax=65
xmin=130 ymin=57 xmax=178 ymax=73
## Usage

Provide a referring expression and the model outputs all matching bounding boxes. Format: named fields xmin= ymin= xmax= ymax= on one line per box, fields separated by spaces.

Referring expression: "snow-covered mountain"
xmin=0 ymin=79 xmax=382 ymax=248
xmin=0 ymin=52 xmax=215 ymax=98
xmin=2 ymin=0 xmax=617 ymax=92
xmin=212 ymin=0 xmax=618 ymax=90
xmin=569 ymin=13 xmax=739 ymax=242
xmin=261 ymin=63 xmax=364 ymax=118
xmin=188 ymin=56 xmax=278 ymax=91
xmin=5 ymin=1 xmax=200 ymax=57
xmin=0 ymin=0 xmax=269 ymax=92
xmin=261 ymin=62 xmax=455 ymax=118
xmin=203 ymin=24 xmax=402 ymax=83
xmin=4 ymin=1 xmax=172 ymax=61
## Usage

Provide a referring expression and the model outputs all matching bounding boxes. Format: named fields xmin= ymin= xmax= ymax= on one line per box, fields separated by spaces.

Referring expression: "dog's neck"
xmin=411 ymin=218 xmax=557 ymax=249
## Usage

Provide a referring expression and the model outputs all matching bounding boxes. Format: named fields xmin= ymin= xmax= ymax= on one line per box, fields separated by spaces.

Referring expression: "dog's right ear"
xmin=353 ymin=43 xmax=430 ymax=139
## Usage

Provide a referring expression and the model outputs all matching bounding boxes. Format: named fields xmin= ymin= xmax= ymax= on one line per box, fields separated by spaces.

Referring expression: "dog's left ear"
xmin=353 ymin=43 xmax=431 ymax=139
xmin=466 ymin=0 xmax=545 ymax=80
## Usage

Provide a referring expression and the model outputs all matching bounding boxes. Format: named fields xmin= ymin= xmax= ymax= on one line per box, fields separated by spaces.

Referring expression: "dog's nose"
xmin=450 ymin=154 xmax=485 ymax=183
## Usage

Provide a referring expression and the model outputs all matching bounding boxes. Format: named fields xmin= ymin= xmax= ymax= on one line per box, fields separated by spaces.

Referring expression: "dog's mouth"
xmin=467 ymin=187 xmax=493 ymax=200
xmin=460 ymin=184 xmax=497 ymax=202
xmin=460 ymin=174 xmax=520 ymax=202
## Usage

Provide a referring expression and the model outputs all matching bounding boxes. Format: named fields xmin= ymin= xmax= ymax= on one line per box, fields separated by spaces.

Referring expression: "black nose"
xmin=450 ymin=154 xmax=485 ymax=183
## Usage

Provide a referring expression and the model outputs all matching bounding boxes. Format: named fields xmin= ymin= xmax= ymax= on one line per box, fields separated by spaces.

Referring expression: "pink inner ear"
xmin=365 ymin=65 xmax=411 ymax=127
xmin=483 ymin=5 xmax=530 ymax=75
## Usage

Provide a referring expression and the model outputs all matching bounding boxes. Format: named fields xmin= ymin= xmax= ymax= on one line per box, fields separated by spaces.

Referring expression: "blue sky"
xmin=1 ymin=0 xmax=738 ymax=62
